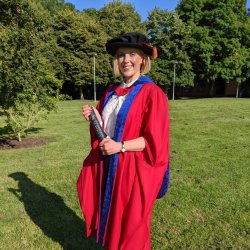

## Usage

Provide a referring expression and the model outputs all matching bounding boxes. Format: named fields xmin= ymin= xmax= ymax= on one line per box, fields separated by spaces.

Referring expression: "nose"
xmin=123 ymin=53 xmax=130 ymax=63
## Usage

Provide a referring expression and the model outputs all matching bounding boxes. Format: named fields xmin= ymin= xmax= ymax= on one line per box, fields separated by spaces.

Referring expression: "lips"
xmin=123 ymin=65 xmax=132 ymax=71
xmin=123 ymin=67 xmax=131 ymax=71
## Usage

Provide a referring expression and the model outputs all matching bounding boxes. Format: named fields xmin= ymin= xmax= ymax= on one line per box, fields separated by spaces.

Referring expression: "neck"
xmin=124 ymin=74 xmax=141 ymax=84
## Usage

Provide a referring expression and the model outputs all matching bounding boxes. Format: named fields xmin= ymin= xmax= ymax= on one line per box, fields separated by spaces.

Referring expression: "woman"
xmin=77 ymin=32 xmax=170 ymax=250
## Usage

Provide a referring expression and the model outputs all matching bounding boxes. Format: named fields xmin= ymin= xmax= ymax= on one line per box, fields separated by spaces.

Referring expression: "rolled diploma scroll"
xmin=89 ymin=107 xmax=107 ymax=141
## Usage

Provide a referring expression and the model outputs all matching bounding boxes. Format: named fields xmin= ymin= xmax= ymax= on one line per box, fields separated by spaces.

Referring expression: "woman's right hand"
xmin=82 ymin=105 xmax=102 ymax=123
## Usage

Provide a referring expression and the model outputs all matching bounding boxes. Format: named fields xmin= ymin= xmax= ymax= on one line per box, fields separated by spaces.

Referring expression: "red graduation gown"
xmin=77 ymin=81 xmax=170 ymax=250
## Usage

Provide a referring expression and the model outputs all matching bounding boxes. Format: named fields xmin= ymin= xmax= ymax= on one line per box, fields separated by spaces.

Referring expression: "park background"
xmin=0 ymin=0 xmax=250 ymax=249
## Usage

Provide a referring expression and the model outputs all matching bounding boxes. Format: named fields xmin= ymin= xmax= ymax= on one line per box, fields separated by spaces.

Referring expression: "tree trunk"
xmin=236 ymin=83 xmax=239 ymax=98
xmin=209 ymin=77 xmax=216 ymax=97
xmin=79 ymin=86 xmax=84 ymax=100
xmin=17 ymin=132 xmax=22 ymax=142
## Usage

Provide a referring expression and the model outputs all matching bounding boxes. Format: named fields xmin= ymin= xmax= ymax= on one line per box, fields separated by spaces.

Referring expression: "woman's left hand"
xmin=99 ymin=138 xmax=121 ymax=155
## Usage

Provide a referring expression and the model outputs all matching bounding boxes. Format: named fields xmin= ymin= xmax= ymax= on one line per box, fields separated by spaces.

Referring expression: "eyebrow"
xmin=117 ymin=49 xmax=137 ymax=54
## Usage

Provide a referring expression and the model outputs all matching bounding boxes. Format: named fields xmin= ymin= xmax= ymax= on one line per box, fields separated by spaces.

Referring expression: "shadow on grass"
xmin=25 ymin=127 xmax=44 ymax=135
xmin=0 ymin=126 xmax=43 ymax=140
xmin=8 ymin=172 xmax=104 ymax=250
xmin=0 ymin=126 xmax=13 ymax=140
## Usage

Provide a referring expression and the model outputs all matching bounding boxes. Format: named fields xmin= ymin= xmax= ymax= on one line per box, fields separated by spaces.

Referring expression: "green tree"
xmin=82 ymin=8 xmax=98 ymax=18
xmin=177 ymin=0 xmax=249 ymax=96
xmin=0 ymin=0 xmax=61 ymax=141
xmin=146 ymin=8 xmax=194 ymax=90
xmin=97 ymin=0 xmax=146 ymax=38
xmin=54 ymin=8 xmax=111 ymax=99
xmin=35 ymin=0 xmax=66 ymax=14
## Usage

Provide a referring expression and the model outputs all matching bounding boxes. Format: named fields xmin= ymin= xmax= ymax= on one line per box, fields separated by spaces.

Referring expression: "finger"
xmin=83 ymin=112 xmax=91 ymax=121
xmin=99 ymin=146 xmax=105 ymax=155
xmin=102 ymin=138 xmax=111 ymax=143
xmin=82 ymin=110 xmax=91 ymax=116
xmin=83 ymin=110 xmax=91 ymax=116
xmin=82 ymin=105 xmax=92 ymax=112
xmin=99 ymin=138 xmax=110 ymax=147
xmin=83 ymin=113 xmax=91 ymax=119
xmin=82 ymin=105 xmax=90 ymax=110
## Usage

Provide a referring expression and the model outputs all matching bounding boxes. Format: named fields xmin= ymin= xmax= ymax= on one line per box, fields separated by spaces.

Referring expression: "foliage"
xmin=83 ymin=8 xmax=98 ymax=18
xmin=35 ymin=0 xmax=66 ymax=14
xmin=241 ymin=12 xmax=250 ymax=81
xmin=97 ymin=0 xmax=146 ymax=39
xmin=146 ymin=9 xmax=195 ymax=87
xmin=0 ymin=0 xmax=61 ymax=140
xmin=4 ymin=88 xmax=59 ymax=142
xmin=177 ymin=0 xmax=250 ymax=95
xmin=54 ymin=8 xmax=111 ymax=98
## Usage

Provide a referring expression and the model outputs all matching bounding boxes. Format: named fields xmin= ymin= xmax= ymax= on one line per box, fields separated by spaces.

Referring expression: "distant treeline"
xmin=0 ymin=0 xmax=250 ymax=139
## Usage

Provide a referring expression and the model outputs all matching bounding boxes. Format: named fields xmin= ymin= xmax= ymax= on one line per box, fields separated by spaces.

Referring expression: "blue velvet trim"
xmin=102 ymin=76 xmax=153 ymax=111
xmin=156 ymin=162 xmax=170 ymax=199
xmin=98 ymin=75 xmax=153 ymax=244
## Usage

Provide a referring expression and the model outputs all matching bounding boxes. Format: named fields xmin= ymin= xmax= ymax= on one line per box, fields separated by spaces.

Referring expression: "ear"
xmin=141 ymin=57 xmax=146 ymax=65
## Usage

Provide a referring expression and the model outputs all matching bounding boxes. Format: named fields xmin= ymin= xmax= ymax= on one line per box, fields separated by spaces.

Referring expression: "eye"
xmin=116 ymin=52 xmax=124 ymax=58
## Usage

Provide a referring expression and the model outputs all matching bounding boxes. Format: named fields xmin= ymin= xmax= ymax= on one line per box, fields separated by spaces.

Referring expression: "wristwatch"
xmin=120 ymin=141 xmax=126 ymax=153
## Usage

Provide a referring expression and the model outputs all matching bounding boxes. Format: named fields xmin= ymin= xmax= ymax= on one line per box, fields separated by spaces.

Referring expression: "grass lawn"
xmin=0 ymin=98 xmax=249 ymax=249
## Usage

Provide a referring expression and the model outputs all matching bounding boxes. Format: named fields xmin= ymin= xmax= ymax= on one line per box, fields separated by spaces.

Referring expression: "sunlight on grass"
xmin=0 ymin=98 xmax=249 ymax=249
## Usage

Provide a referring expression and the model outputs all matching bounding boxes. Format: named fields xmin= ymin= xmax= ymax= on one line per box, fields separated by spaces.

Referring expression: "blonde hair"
xmin=113 ymin=54 xmax=151 ymax=78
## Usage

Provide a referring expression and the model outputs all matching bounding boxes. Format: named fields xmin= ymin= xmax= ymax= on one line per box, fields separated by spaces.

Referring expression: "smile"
xmin=123 ymin=66 xmax=132 ymax=70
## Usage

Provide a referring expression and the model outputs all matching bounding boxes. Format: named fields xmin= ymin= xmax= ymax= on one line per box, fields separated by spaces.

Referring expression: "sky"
xmin=65 ymin=0 xmax=180 ymax=20
xmin=65 ymin=0 xmax=250 ymax=21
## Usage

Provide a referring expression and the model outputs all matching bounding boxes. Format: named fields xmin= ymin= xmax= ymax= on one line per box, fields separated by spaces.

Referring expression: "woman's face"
xmin=116 ymin=47 xmax=145 ymax=83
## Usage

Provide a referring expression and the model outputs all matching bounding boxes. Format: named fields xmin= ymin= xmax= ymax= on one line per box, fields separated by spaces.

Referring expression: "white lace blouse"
xmin=102 ymin=78 xmax=138 ymax=138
